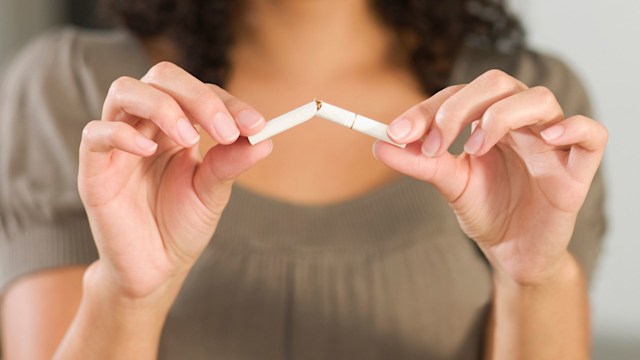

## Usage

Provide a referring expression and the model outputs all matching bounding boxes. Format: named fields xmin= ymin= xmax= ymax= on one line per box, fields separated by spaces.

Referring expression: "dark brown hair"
xmin=106 ymin=0 xmax=524 ymax=94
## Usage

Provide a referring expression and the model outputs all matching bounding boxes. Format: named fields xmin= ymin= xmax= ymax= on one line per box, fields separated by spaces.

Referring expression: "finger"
xmin=79 ymin=120 xmax=158 ymax=178
xmin=464 ymin=86 xmax=565 ymax=156
xmin=372 ymin=141 xmax=469 ymax=202
xmin=104 ymin=76 xmax=199 ymax=148
xmin=193 ymin=138 xmax=273 ymax=210
xmin=142 ymin=62 xmax=241 ymax=145
xmin=540 ymin=115 xmax=608 ymax=182
xmin=208 ymin=84 xmax=266 ymax=136
xmin=387 ymin=85 xmax=464 ymax=144
xmin=426 ymin=69 xmax=528 ymax=157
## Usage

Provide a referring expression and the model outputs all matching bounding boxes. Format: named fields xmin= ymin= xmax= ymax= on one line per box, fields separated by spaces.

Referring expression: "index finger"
xmin=142 ymin=62 xmax=248 ymax=144
xmin=387 ymin=85 xmax=465 ymax=144
xmin=208 ymin=84 xmax=266 ymax=136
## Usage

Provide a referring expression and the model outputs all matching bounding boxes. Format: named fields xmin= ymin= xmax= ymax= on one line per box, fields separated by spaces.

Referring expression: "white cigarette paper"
xmin=247 ymin=99 xmax=406 ymax=148
xmin=352 ymin=114 xmax=402 ymax=147
xmin=248 ymin=100 xmax=318 ymax=145
xmin=316 ymin=101 xmax=406 ymax=148
xmin=315 ymin=102 xmax=356 ymax=128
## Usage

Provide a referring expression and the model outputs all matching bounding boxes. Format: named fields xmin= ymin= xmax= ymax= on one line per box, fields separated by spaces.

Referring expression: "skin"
xmin=1 ymin=0 xmax=607 ymax=359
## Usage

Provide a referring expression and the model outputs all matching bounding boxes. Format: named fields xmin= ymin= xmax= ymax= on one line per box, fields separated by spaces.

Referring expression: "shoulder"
xmin=1 ymin=25 xmax=149 ymax=119
xmin=4 ymin=25 xmax=148 ymax=76
xmin=0 ymin=27 xmax=146 ymax=291
xmin=452 ymin=46 xmax=592 ymax=117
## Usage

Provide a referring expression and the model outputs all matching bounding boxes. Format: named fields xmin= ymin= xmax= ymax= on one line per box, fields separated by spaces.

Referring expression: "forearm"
xmin=53 ymin=266 xmax=186 ymax=359
xmin=486 ymin=252 xmax=590 ymax=360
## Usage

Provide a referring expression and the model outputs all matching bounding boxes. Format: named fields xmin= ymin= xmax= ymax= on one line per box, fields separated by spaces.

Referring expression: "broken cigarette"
xmin=248 ymin=100 xmax=406 ymax=148
xmin=247 ymin=100 xmax=318 ymax=145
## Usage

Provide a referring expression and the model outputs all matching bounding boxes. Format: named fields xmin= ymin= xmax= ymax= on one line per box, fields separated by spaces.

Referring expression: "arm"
xmin=486 ymin=253 xmax=589 ymax=360
xmin=54 ymin=264 xmax=187 ymax=359
xmin=2 ymin=268 xmax=84 ymax=360
xmin=375 ymin=69 xmax=607 ymax=359
xmin=1 ymin=265 xmax=182 ymax=360
xmin=2 ymin=61 xmax=271 ymax=359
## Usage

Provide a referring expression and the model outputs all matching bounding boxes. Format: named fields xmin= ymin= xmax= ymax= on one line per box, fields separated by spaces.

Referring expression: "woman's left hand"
xmin=374 ymin=69 xmax=607 ymax=286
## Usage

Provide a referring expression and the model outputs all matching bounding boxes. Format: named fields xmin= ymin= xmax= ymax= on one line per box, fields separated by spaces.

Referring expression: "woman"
xmin=0 ymin=0 xmax=607 ymax=359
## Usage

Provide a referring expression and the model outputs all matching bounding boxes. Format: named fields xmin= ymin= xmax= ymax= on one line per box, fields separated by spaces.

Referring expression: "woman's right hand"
xmin=78 ymin=62 xmax=272 ymax=301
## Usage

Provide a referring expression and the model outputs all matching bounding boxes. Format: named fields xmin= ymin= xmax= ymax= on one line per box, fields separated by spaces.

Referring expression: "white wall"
xmin=0 ymin=0 xmax=66 ymax=63
xmin=511 ymin=1 xmax=640 ymax=358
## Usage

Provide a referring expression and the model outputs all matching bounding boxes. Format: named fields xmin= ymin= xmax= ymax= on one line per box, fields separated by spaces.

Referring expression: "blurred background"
xmin=1 ymin=0 xmax=638 ymax=358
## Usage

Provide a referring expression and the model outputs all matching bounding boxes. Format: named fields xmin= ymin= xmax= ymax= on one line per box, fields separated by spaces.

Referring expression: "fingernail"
xmin=388 ymin=118 xmax=411 ymax=141
xmin=422 ymin=128 xmax=441 ymax=157
xmin=464 ymin=127 xmax=485 ymax=155
xmin=177 ymin=118 xmax=200 ymax=146
xmin=266 ymin=139 xmax=274 ymax=155
xmin=541 ymin=124 xmax=565 ymax=141
xmin=237 ymin=110 xmax=264 ymax=130
xmin=372 ymin=141 xmax=380 ymax=160
xmin=136 ymin=135 xmax=158 ymax=152
xmin=213 ymin=112 xmax=240 ymax=142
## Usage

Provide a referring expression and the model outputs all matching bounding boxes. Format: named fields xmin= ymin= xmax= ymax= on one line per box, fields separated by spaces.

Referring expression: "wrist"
xmin=492 ymin=251 xmax=583 ymax=290
xmin=54 ymin=262 xmax=179 ymax=359
xmin=488 ymin=252 xmax=590 ymax=360
xmin=82 ymin=261 xmax=186 ymax=313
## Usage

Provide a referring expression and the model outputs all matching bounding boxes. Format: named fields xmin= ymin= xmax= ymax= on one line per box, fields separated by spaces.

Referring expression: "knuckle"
xmin=531 ymin=86 xmax=559 ymax=109
xmin=446 ymin=84 xmax=466 ymax=92
xmin=145 ymin=61 xmax=178 ymax=82
xmin=531 ymin=86 xmax=555 ymax=100
xmin=81 ymin=120 xmax=101 ymax=141
xmin=481 ymin=69 xmax=507 ymax=83
xmin=569 ymin=115 xmax=608 ymax=146
xmin=108 ymin=76 xmax=134 ymax=99
xmin=207 ymin=83 xmax=223 ymax=92
xmin=82 ymin=121 xmax=120 ymax=150
xmin=482 ymin=69 xmax=520 ymax=93
xmin=439 ymin=84 xmax=465 ymax=97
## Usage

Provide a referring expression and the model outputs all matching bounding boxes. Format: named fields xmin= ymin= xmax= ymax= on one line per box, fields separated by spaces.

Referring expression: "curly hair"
xmin=105 ymin=0 xmax=524 ymax=95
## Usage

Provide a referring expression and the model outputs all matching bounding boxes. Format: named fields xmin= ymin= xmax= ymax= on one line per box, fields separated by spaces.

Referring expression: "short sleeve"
xmin=514 ymin=51 xmax=607 ymax=284
xmin=0 ymin=27 xmax=149 ymax=293
xmin=0 ymin=28 xmax=99 ymax=293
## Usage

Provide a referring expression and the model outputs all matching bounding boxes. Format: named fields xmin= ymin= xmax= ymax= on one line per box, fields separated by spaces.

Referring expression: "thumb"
xmin=373 ymin=141 xmax=469 ymax=202
xmin=193 ymin=138 xmax=273 ymax=211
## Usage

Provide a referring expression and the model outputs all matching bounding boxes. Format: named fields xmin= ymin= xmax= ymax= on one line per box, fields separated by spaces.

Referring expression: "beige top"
xmin=0 ymin=27 xmax=606 ymax=359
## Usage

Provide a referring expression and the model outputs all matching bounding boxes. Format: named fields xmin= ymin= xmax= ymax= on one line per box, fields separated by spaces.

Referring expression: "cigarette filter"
xmin=248 ymin=100 xmax=318 ymax=145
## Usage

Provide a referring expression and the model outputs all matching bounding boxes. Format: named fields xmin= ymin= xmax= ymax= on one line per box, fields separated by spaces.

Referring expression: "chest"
xmin=159 ymin=177 xmax=493 ymax=359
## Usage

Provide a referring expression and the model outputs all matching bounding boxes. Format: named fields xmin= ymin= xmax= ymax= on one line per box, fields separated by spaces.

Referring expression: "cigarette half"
xmin=315 ymin=101 xmax=356 ymax=128
xmin=316 ymin=101 xmax=406 ymax=148
xmin=352 ymin=114 xmax=405 ymax=148
xmin=248 ymin=100 xmax=318 ymax=145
